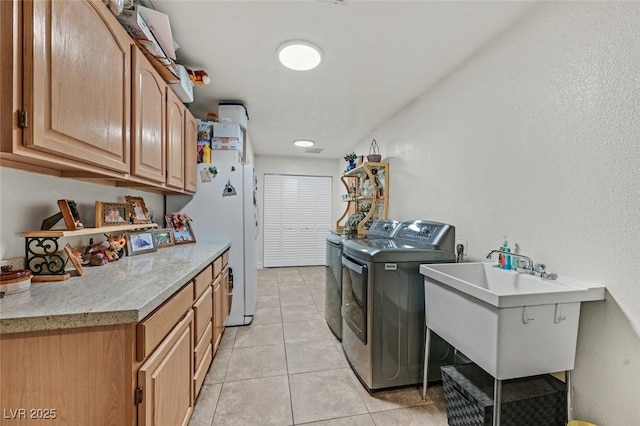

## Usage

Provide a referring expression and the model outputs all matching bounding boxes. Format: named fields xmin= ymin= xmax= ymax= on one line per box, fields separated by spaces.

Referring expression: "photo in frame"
xmin=95 ymin=202 xmax=127 ymax=227
xmin=125 ymin=230 xmax=157 ymax=256
xmin=57 ymin=199 xmax=84 ymax=230
xmin=165 ymin=213 xmax=196 ymax=244
xmin=152 ymin=228 xmax=175 ymax=248
xmin=124 ymin=196 xmax=152 ymax=225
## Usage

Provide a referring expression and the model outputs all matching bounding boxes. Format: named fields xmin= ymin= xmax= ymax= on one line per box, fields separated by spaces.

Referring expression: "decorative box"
xmin=441 ymin=364 xmax=566 ymax=426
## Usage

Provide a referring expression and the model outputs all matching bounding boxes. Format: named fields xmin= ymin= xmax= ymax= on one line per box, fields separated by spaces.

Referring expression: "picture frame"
xmin=165 ymin=213 xmax=196 ymax=244
xmin=125 ymin=230 xmax=157 ymax=256
xmin=152 ymin=228 xmax=175 ymax=248
xmin=95 ymin=201 xmax=127 ymax=227
xmin=125 ymin=196 xmax=152 ymax=225
xmin=57 ymin=199 xmax=84 ymax=230
xmin=64 ymin=243 xmax=84 ymax=276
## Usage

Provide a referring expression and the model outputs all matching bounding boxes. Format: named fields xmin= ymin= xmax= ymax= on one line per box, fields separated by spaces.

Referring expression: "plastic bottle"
xmin=203 ymin=144 xmax=212 ymax=163
xmin=502 ymin=236 xmax=512 ymax=270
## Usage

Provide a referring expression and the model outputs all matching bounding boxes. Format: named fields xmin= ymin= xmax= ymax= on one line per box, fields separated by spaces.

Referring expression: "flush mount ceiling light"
xmin=277 ymin=40 xmax=323 ymax=71
xmin=293 ymin=140 xmax=315 ymax=148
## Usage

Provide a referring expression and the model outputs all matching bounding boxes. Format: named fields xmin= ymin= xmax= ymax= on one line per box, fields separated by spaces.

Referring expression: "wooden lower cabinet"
xmin=193 ymin=285 xmax=213 ymax=396
xmin=0 ymin=258 xmax=227 ymax=425
xmin=138 ymin=310 xmax=194 ymax=426
xmin=0 ymin=324 xmax=137 ymax=426
xmin=212 ymin=274 xmax=224 ymax=353
xmin=222 ymin=266 xmax=231 ymax=317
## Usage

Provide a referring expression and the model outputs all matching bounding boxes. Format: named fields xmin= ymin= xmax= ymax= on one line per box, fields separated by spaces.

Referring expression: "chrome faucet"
xmin=486 ymin=250 xmax=534 ymax=271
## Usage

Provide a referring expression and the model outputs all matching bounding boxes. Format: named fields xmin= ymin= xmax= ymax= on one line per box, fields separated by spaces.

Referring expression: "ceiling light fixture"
xmin=277 ymin=40 xmax=323 ymax=71
xmin=293 ymin=140 xmax=315 ymax=148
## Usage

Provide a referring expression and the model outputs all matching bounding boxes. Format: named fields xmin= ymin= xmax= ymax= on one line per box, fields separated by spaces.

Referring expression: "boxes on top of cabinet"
xmin=212 ymin=122 xmax=242 ymax=139
xmin=211 ymin=122 xmax=244 ymax=157
xmin=117 ymin=5 xmax=176 ymax=60
xmin=218 ymin=103 xmax=248 ymax=130
xmin=117 ymin=6 xmax=166 ymax=58
xmin=169 ymin=65 xmax=194 ymax=103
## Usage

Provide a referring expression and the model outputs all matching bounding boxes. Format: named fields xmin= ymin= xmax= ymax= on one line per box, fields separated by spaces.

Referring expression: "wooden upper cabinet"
xmin=166 ymin=90 xmax=185 ymax=189
xmin=184 ymin=109 xmax=198 ymax=193
xmin=132 ymin=47 xmax=166 ymax=183
xmin=22 ymin=0 xmax=131 ymax=173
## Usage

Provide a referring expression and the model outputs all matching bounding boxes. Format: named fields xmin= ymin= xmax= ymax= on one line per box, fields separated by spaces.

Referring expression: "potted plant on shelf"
xmin=344 ymin=152 xmax=357 ymax=171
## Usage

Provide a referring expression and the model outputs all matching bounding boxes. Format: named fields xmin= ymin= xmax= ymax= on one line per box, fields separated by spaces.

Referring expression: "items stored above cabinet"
xmin=336 ymin=162 xmax=389 ymax=235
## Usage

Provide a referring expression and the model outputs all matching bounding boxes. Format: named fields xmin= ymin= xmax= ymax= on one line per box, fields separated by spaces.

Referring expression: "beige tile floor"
xmin=189 ymin=266 xmax=449 ymax=426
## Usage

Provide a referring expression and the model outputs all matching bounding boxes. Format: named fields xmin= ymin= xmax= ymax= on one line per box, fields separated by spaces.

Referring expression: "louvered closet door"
xmin=263 ymin=174 xmax=332 ymax=267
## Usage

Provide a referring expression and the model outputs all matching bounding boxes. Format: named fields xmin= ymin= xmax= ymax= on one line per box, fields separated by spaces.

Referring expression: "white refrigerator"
xmin=166 ymin=150 xmax=257 ymax=326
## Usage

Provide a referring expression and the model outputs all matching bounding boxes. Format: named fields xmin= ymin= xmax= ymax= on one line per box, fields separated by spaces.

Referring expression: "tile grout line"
xmin=279 ymin=270 xmax=297 ymax=426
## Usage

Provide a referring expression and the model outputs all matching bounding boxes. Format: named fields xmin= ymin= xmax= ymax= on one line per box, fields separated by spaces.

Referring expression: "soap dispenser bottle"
xmin=502 ymin=236 xmax=512 ymax=270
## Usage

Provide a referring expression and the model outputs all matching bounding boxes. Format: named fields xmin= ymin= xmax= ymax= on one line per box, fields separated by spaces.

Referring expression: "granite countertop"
xmin=0 ymin=241 xmax=230 ymax=334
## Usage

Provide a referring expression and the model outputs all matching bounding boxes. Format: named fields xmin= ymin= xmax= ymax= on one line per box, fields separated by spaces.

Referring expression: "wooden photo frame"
xmin=57 ymin=199 xmax=84 ymax=230
xmin=165 ymin=213 xmax=196 ymax=244
xmin=152 ymin=228 xmax=175 ymax=248
xmin=125 ymin=196 xmax=152 ymax=225
xmin=125 ymin=230 xmax=157 ymax=256
xmin=64 ymin=243 xmax=84 ymax=276
xmin=95 ymin=202 xmax=127 ymax=227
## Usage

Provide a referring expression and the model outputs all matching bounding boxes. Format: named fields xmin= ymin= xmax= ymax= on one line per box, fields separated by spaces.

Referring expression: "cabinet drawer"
xmin=213 ymin=255 xmax=223 ymax=278
xmin=193 ymin=285 xmax=213 ymax=340
xmin=194 ymin=322 xmax=213 ymax=371
xmin=137 ymin=282 xmax=194 ymax=362
xmin=193 ymin=264 xmax=213 ymax=299
xmin=194 ymin=343 xmax=213 ymax=398
xmin=222 ymin=249 xmax=229 ymax=267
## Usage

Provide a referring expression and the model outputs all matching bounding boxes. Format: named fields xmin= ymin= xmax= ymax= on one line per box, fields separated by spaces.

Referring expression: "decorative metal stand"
xmin=25 ymin=236 xmax=70 ymax=279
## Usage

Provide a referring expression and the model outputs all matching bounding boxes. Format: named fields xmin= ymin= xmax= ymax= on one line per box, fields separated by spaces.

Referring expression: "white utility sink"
xmin=421 ymin=262 xmax=605 ymax=380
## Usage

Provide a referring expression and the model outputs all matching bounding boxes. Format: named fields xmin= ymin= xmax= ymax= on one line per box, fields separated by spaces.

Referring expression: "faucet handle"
xmin=534 ymin=263 xmax=546 ymax=274
xmin=516 ymin=259 xmax=531 ymax=270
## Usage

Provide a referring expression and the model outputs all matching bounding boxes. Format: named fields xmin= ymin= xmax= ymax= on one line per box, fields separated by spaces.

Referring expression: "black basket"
xmin=441 ymin=364 xmax=567 ymax=426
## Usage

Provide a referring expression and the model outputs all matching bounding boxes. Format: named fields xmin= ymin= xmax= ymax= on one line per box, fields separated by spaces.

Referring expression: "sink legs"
xmin=422 ymin=327 xmax=432 ymax=400
xmin=566 ymin=370 xmax=573 ymax=423
xmin=423 ymin=324 xmax=574 ymax=425
xmin=493 ymin=378 xmax=503 ymax=426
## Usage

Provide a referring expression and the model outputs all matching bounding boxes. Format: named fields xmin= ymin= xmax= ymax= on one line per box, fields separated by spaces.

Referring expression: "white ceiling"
xmin=152 ymin=0 xmax=537 ymax=159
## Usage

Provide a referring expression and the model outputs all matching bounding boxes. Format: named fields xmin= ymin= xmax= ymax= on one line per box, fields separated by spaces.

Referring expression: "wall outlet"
xmin=455 ymin=239 xmax=468 ymax=258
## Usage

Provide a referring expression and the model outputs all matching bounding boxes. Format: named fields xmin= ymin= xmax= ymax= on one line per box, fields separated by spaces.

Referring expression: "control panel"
xmin=396 ymin=221 xmax=452 ymax=246
xmin=367 ymin=220 xmax=401 ymax=238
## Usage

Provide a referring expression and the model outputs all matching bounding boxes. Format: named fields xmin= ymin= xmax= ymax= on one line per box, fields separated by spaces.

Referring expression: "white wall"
xmin=348 ymin=2 xmax=639 ymax=424
xmin=0 ymin=167 xmax=165 ymax=259
xmin=254 ymin=154 xmax=342 ymax=268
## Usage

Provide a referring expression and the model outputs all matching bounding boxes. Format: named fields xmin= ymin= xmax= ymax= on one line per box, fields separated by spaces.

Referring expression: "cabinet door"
xmin=184 ymin=109 xmax=198 ymax=193
xmin=222 ymin=266 xmax=231 ymax=319
xmin=166 ymin=90 xmax=185 ymax=189
xmin=131 ymin=47 xmax=166 ymax=183
xmin=138 ymin=310 xmax=194 ymax=426
xmin=23 ymin=0 xmax=131 ymax=173
xmin=212 ymin=276 xmax=223 ymax=354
